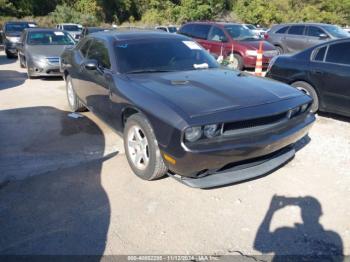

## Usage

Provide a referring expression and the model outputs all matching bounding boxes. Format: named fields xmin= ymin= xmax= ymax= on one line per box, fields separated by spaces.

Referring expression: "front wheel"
xmin=291 ymin=81 xmax=319 ymax=113
xmin=124 ymin=113 xmax=167 ymax=181
xmin=228 ymin=53 xmax=244 ymax=71
xmin=65 ymin=75 xmax=86 ymax=112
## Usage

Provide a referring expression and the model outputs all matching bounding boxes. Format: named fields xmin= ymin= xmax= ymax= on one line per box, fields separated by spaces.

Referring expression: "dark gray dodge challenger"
xmin=61 ymin=31 xmax=315 ymax=188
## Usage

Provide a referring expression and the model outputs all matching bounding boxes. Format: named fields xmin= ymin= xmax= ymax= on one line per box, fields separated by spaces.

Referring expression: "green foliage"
xmin=232 ymin=0 xmax=350 ymax=26
xmin=49 ymin=4 xmax=99 ymax=26
xmin=1 ymin=0 xmax=350 ymax=27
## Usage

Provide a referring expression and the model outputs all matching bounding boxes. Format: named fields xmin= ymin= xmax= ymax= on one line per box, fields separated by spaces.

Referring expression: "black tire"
xmin=275 ymin=45 xmax=284 ymax=55
xmin=19 ymin=55 xmax=25 ymax=68
xmin=291 ymin=81 xmax=319 ymax=113
xmin=65 ymin=75 xmax=86 ymax=112
xmin=124 ymin=113 xmax=167 ymax=181
xmin=5 ymin=50 xmax=17 ymax=59
xmin=229 ymin=53 xmax=244 ymax=71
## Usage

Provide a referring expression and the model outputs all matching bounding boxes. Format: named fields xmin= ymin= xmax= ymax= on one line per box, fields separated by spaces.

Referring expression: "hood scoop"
xmin=171 ymin=80 xmax=189 ymax=85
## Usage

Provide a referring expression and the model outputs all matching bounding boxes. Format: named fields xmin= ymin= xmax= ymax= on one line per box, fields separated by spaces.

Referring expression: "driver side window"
xmin=208 ymin=26 xmax=227 ymax=42
xmin=87 ymin=40 xmax=111 ymax=69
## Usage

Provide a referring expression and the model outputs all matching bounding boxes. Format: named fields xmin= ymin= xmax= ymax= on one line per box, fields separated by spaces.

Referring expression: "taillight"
xmin=264 ymin=33 xmax=269 ymax=40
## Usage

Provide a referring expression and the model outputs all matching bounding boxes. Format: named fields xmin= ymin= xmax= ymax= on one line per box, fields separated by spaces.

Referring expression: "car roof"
xmin=184 ymin=21 xmax=241 ymax=26
xmin=273 ymin=23 xmax=335 ymax=28
xmin=89 ymin=30 xmax=187 ymax=41
xmin=4 ymin=21 xmax=36 ymax=25
xmin=25 ymin=28 xmax=64 ymax=32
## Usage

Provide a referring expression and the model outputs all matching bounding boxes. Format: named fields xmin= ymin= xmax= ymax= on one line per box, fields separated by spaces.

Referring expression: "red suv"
xmin=178 ymin=22 xmax=278 ymax=70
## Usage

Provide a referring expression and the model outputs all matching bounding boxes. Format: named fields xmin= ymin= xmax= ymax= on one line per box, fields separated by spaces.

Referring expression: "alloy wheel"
xmin=127 ymin=125 xmax=150 ymax=170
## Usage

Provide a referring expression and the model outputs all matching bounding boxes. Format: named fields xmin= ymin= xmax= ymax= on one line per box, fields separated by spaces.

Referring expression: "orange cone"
xmin=255 ymin=41 xmax=263 ymax=76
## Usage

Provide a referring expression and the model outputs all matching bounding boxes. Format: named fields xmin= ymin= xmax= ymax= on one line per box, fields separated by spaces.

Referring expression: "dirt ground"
xmin=0 ymin=50 xmax=349 ymax=259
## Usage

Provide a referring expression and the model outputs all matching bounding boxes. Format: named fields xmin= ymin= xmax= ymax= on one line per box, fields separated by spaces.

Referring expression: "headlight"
xmin=6 ymin=36 xmax=19 ymax=43
xmin=32 ymin=57 xmax=48 ymax=66
xmin=184 ymin=127 xmax=202 ymax=142
xmin=203 ymin=124 xmax=219 ymax=138
xmin=246 ymin=50 xmax=258 ymax=56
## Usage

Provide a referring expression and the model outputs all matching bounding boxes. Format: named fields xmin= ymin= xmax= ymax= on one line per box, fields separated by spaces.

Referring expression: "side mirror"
xmin=84 ymin=59 xmax=98 ymax=70
xmin=319 ymin=33 xmax=328 ymax=39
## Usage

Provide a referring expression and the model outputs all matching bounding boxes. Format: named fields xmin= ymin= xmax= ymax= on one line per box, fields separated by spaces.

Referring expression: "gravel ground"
xmin=0 ymin=50 xmax=349 ymax=259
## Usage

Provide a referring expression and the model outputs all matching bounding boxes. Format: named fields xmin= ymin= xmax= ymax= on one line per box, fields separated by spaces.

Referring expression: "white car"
xmin=56 ymin=23 xmax=82 ymax=40
xmin=243 ymin=24 xmax=267 ymax=38
xmin=155 ymin=26 xmax=178 ymax=33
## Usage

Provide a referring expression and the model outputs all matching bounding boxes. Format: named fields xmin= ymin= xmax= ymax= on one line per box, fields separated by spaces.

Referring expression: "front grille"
xmin=46 ymin=57 xmax=60 ymax=65
xmin=223 ymin=112 xmax=288 ymax=133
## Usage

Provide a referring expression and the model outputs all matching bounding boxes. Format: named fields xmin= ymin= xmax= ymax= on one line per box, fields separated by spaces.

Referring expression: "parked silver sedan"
xmin=265 ymin=23 xmax=350 ymax=54
xmin=17 ymin=28 xmax=75 ymax=78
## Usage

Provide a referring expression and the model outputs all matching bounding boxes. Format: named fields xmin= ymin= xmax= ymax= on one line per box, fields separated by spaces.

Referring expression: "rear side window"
xmin=192 ymin=24 xmax=211 ymax=40
xmin=313 ymin=46 xmax=327 ymax=61
xmin=276 ymin=26 xmax=289 ymax=34
xmin=326 ymin=42 xmax=350 ymax=65
xmin=208 ymin=26 xmax=226 ymax=42
xmin=179 ymin=24 xmax=194 ymax=37
xmin=307 ymin=26 xmax=326 ymax=37
xmin=288 ymin=26 xmax=305 ymax=35
xmin=87 ymin=40 xmax=111 ymax=69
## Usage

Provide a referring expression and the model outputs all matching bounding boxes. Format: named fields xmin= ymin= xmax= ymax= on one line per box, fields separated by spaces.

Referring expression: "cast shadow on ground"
xmin=0 ymin=70 xmax=27 ymax=90
xmin=0 ymin=106 xmax=113 ymax=258
xmin=318 ymin=112 xmax=350 ymax=124
xmin=254 ymin=195 xmax=343 ymax=261
xmin=0 ymin=54 xmax=16 ymax=66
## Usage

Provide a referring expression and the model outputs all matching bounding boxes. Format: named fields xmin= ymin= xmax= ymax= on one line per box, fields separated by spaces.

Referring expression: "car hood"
xmin=128 ymin=69 xmax=303 ymax=118
xmin=241 ymin=40 xmax=275 ymax=51
xmin=26 ymin=45 xmax=72 ymax=57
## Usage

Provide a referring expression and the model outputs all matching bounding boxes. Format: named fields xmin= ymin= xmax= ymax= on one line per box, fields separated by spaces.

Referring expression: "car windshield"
xmin=322 ymin=25 xmax=350 ymax=38
xmin=115 ymin=38 xmax=219 ymax=74
xmin=245 ymin=24 xmax=256 ymax=30
xmin=63 ymin=25 xmax=80 ymax=31
xmin=224 ymin=24 xmax=257 ymax=40
xmin=27 ymin=31 xmax=75 ymax=45
xmin=168 ymin=27 xmax=177 ymax=33
xmin=5 ymin=23 xmax=34 ymax=33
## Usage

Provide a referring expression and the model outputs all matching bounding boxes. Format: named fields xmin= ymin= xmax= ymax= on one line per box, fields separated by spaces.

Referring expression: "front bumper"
xmin=164 ymin=113 xmax=315 ymax=187
xmin=27 ymin=60 xmax=63 ymax=77
xmin=168 ymin=147 xmax=295 ymax=188
xmin=5 ymin=42 xmax=18 ymax=54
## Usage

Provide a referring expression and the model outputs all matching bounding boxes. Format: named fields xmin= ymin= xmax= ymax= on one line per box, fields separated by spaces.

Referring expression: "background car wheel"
xmin=5 ymin=50 xmax=17 ymax=59
xmin=291 ymin=81 xmax=319 ymax=113
xmin=124 ymin=113 xmax=167 ymax=181
xmin=275 ymin=45 xmax=284 ymax=55
xmin=230 ymin=53 xmax=244 ymax=71
xmin=19 ymin=55 xmax=25 ymax=68
xmin=66 ymin=75 xmax=86 ymax=112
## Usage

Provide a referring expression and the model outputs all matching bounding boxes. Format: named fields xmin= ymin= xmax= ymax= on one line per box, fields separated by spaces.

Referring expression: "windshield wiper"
xmin=126 ymin=69 xmax=175 ymax=74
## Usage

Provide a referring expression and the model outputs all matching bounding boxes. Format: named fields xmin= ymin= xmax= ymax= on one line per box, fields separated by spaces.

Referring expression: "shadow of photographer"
xmin=254 ymin=195 xmax=343 ymax=261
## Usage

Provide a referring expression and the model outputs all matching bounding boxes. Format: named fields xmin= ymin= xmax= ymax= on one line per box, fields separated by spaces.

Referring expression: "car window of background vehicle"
xmin=288 ymin=26 xmax=305 ymax=35
xmin=192 ymin=24 xmax=211 ymax=40
xmin=208 ymin=27 xmax=227 ymax=42
xmin=27 ymin=31 xmax=75 ymax=45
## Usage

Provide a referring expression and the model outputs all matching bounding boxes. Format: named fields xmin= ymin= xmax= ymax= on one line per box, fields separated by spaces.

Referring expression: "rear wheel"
xmin=228 ymin=53 xmax=244 ymax=71
xmin=66 ymin=75 xmax=86 ymax=112
xmin=291 ymin=81 xmax=319 ymax=113
xmin=5 ymin=50 xmax=17 ymax=59
xmin=275 ymin=45 xmax=284 ymax=55
xmin=124 ymin=113 xmax=167 ymax=181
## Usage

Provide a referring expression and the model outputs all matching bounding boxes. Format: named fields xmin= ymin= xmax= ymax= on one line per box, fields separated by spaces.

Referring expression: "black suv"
xmin=2 ymin=21 xmax=37 ymax=58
